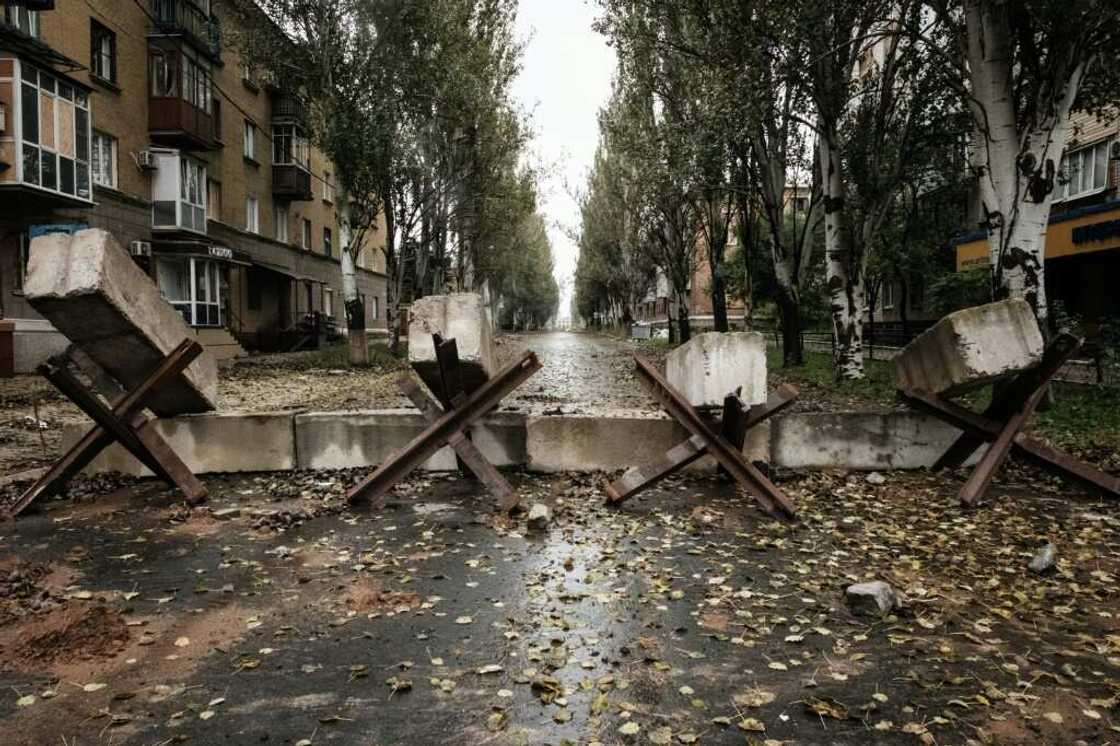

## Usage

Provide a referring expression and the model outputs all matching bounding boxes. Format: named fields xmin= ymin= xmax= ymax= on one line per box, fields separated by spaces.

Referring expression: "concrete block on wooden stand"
xmin=408 ymin=293 xmax=496 ymax=395
xmin=665 ymin=331 xmax=766 ymax=408
xmin=23 ymin=228 xmax=218 ymax=415
xmin=893 ymin=299 xmax=1044 ymax=397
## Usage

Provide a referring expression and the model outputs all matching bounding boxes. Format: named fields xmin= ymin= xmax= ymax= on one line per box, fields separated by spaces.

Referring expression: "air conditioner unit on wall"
xmin=130 ymin=241 xmax=152 ymax=257
xmin=136 ymin=151 xmax=157 ymax=170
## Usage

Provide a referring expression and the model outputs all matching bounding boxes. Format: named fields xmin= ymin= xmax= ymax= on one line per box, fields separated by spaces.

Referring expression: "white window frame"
xmin=301 ymin=218 xmax=312 ymax=249
xmin=324 ymin=287 xmax=334 ymax=317
xmin=245 ymin=195 xmax=259 ymax=233
xmin=91 ymin=130 xmax=117 ymax=189
xmin=371 ymin=295 xmax=379 ymax=321
xmin=275 ymin=204 xmax=289 ymax=243
xmin=882 ymin=281 xmax=895 ymax=310
xmin=323 ymin=171 xmax=334 ymax=203
xmin=243 ymin=120 xmax=256 ymax=160
xmin=1057 ymin=139 xmax=1113 ymax=203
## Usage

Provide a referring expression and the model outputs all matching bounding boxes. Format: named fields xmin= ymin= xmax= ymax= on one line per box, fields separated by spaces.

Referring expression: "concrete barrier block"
xmin=771 ymin=411 xmax=983 ymax=470
xmin=666 ymin=332 xmax=766 ymax=407
xmin=526 ymin=412 xmax=769 ymax=473
xmin=295 ymin=410 xmax=526 ymax=471
xmin=64 ymin=411 xmax=297 ymax=476
xmin=894 ymin=299 xmax=1044 ymax=397
xmin=408 ymin=293 xmax=496 ymax=395
xmin=24 ymin=228 xmax=218 ymax=415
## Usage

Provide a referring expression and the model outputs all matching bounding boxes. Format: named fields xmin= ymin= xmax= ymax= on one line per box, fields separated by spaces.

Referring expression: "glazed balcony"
xmin=151 ymin=0 xmax=221 ymax=61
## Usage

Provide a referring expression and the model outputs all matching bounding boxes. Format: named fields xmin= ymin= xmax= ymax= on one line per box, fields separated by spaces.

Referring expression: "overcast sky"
xmin=511 ymin=0 xmax=614 ymax=324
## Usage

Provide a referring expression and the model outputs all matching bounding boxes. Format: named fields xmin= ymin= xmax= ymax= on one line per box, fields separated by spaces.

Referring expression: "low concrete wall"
xmin=295 ymin=410 xmax=526 ymax=471
xmin=525 ymin=413 xmax=768 ymax=473
xmin=60 ymin=408 xmax=979 ymax=478
xmin=66 ymin=411 xmax=298 ymax=476
xmin=771 ymin=411 xmax=984 ymax=470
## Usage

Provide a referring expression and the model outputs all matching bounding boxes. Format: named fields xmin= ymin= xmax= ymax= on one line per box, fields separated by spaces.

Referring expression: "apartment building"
xmin=0 ymin=0 xmax=387 ymax=370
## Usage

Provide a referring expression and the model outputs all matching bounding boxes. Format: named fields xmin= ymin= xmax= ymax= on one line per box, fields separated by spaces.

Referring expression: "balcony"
xmin=150 ymin=95 xmax=217 ymax=151
xmin=151 ymin=0 xmax=221 ymax=61
xmin=271 ymin=93 xmax=307 ymax=125
xmin=272 ymin=164 xmax=312 ymax=202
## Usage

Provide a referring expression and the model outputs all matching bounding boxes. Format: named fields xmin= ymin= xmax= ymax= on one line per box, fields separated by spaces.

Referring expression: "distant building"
xmin=0 ymin=0 xmax=387 ymax=371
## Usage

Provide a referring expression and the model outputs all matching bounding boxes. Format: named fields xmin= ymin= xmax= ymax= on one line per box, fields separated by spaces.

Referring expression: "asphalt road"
xmin=500 ymin=331 xmax=658 ymax=414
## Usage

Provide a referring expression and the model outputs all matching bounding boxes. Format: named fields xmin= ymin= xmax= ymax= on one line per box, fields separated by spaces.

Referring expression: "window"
xmin=323 ymin=172 xmax=335 ymax=203
xmin=91 ymin=131 xmax=117 ymax=189
xmin=243 ymin=120 xmax=256 ymax=160
xmin=302 ymin=218 xmax=312 ymax=250
xmin=323 ymin=227 xmax=332 ymax=257
xmin=882 ymin=281 xmax=895 ymax=310
xmin=371 ymin=294 xmax=379 ymax=321
xmin=245 ymin=196 xmax=259 ymax=233
xmin=212 ymin=96 xmax=221 ymax=140
xmin=4 ymin=5 xmax=39 ymax=37
xmin=324 ymin=288 xmax=334 ymax=317
xmin=151 ymin=150 xmax=206 ymax=233
xmin=150 ymin=48 xmax=212 ymax=114
xmin=17 ymin=63 xmax=92 ymax=201
xmin=272 ymin=124 xmax=309 ymax=167
xmin=90 ymin=21 xmax=116 ymax=84
xmin=157 ymin=257 xmax=224 ymax=327
xmin=1059 ymin=139 xmax=1112 ymax=201
xmin=207 ymin=179 xmax=222 ymax=219
xmin=240 ymin=60 xmax=259 ymax=90
xmin=275 ymin=204 xmax=290 ymax=243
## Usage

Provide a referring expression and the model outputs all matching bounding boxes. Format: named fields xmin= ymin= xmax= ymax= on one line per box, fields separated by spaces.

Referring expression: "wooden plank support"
xmin=898 ymin=332 xmax=1119 ymax=506
xmin=608 ymin=354 xmax=796 ymax=520
xmin=605 ymin=383 xmax=797 ymax=505
xmin=397 ymin=377 xmax=520 ymax=513
xmin=7 ymin=339 xmax=208 ymax=519
xmin=347 ymin=350 xmax=542 ymax=508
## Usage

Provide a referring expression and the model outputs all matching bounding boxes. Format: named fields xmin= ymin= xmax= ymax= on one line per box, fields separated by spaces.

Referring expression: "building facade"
xmin=0 ymin=0 xmax=387 ymax=371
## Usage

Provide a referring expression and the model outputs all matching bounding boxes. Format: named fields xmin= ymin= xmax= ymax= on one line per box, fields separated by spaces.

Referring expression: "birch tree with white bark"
xmin=924 ymin=0 xmax=1120 ymax=333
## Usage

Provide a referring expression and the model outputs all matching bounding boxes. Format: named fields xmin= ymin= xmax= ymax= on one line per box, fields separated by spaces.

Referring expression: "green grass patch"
xmin=766 ymin=347 xmax=899 ymax=407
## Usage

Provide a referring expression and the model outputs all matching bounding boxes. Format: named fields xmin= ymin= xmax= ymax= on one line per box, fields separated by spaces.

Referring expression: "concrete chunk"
xmin=665 ymin=332 xmax=766 ymax=408
xmin=408 ymin=293 xmax=496 ymax=395
xmin=845 ymin=581 xmax=898 ymax=617
xmin=894 ymin=299 xmax=1044 ymax=397
xmin=24 ymin=229 xmax=217 ymax=415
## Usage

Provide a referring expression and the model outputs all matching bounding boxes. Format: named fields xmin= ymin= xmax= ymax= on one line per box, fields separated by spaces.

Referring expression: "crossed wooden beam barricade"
xmin=898 ymin=331 xmax=1120 ymax=506
xmin=7 ymin=339 xmax=208 ymax=519
xmin=347 ymin=334 xmax=541 ymax=511
xmin=605 ymin=354 xmax=799 ymax=520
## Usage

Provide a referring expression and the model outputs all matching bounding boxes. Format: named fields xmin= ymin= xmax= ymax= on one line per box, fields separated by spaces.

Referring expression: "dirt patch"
xmin=0 ymin=561 xmax=77 ymax=624
xmin=3 ymin=604 xmax=129 ymax=667
xmin=341 ymin=578 xmax=422 ymax=615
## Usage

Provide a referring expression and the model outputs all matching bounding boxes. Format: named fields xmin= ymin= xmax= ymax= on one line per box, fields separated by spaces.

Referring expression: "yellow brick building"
xmin=0 ymin=0 xmax=386 ymax=369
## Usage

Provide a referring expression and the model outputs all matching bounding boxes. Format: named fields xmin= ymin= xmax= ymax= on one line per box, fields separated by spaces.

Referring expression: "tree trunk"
xmin=710 ymin=269 xmax=729 ymax=333
xmin=776 ymin=290 xmax=803 ymax=367
xmin=383 ymin=186 xmax=401 ymax=355
xmin=676 ymin=292 xmax=691 ymax=344
xmin=337 ymin=192 xmax=369 ymax=366
xmin=820 ymin=132 xmax=865 ymax=380
xmin=964 ymin=0 xmax=1082 ymax=336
